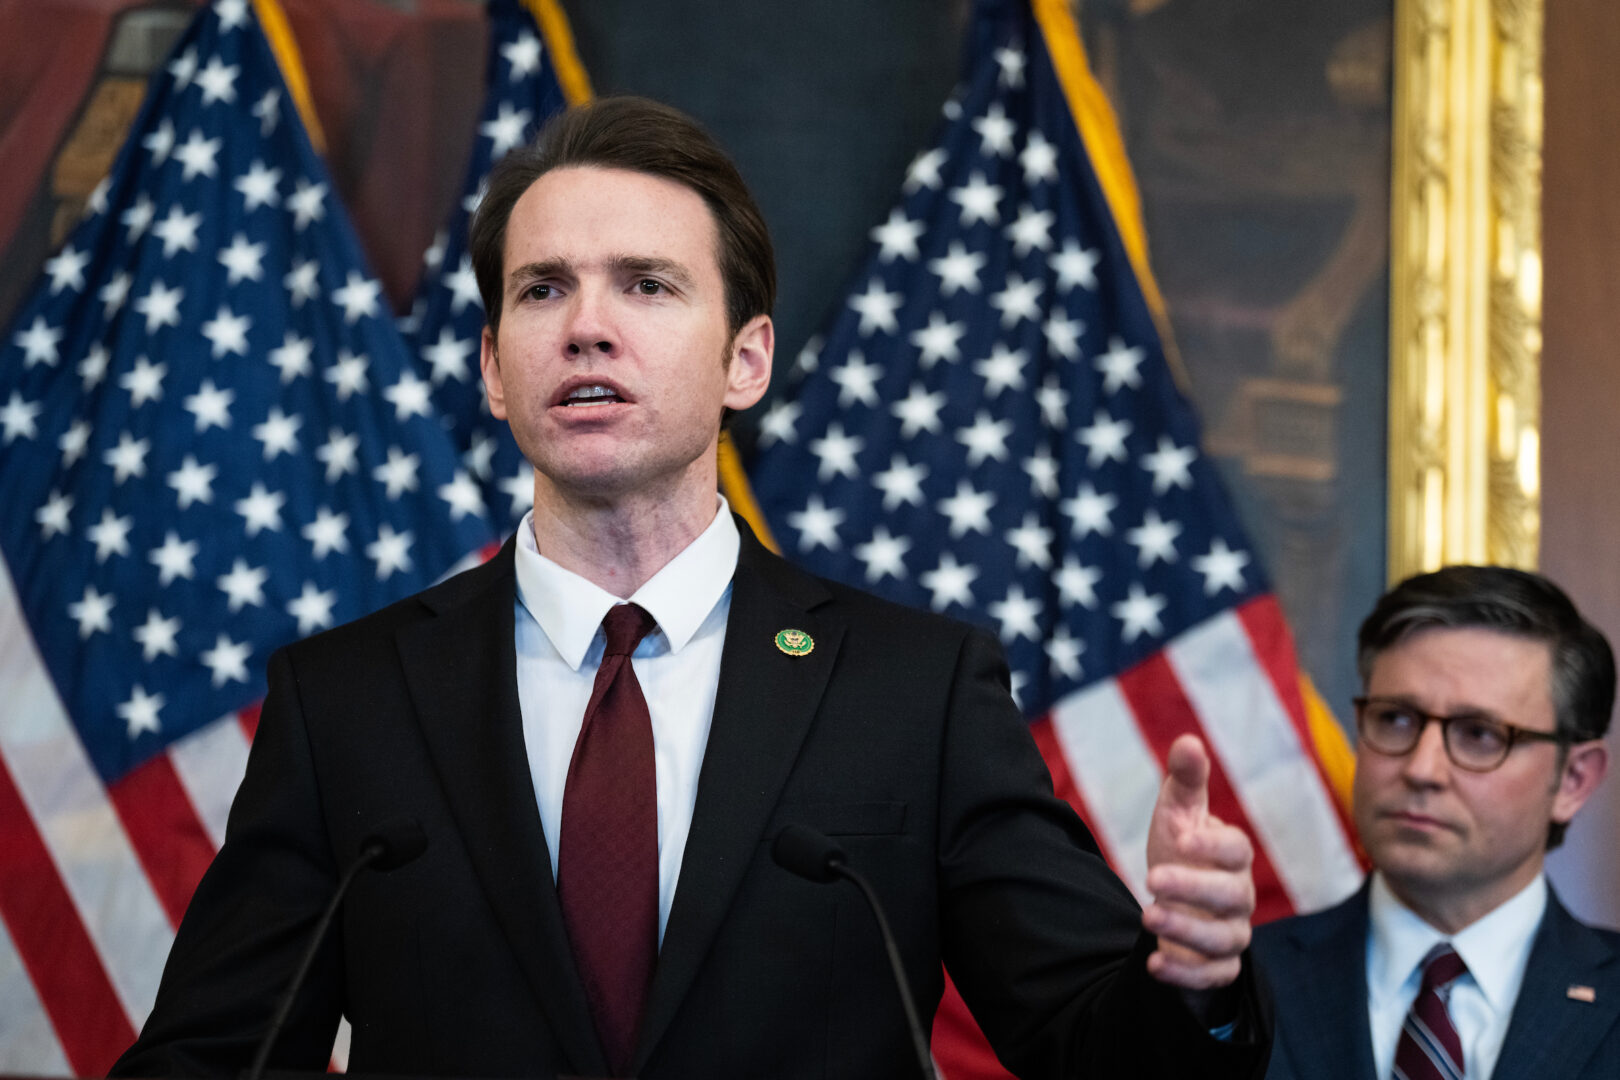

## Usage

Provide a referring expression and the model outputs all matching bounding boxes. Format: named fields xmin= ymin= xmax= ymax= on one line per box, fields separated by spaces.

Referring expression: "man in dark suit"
xmin=115 ymin=96 xmax=1268 ymax=1079
xmin=1254 ymin=567 xmax=1619 ymax=1079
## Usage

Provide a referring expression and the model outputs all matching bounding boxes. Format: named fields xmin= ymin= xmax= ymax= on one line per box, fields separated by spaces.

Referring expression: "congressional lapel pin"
xmin=775 ymin=628 xmax=814 ymax=657
xmin=1567 ymin=984 xmax=1597 ymax=1003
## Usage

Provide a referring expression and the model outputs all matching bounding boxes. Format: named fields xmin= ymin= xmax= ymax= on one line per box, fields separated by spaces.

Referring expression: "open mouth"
xmin=558 ymin=384 xmax=627 ymax=407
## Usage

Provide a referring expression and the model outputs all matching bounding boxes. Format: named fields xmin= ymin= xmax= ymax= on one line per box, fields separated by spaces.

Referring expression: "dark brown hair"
xmin=1358 ymin=565 xmax=1614 ymax=847
xmin=469 ymin=95 xmax=776 ymax=338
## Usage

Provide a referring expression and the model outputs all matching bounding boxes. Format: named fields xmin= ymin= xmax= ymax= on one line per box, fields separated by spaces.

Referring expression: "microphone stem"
xmin=831 ymin=862 xmax=938 ymax=1080
xmin=245 ymin=842 xmax=382 ymax=1080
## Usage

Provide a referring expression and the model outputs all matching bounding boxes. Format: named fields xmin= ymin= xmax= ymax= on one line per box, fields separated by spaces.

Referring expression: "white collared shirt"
xmin=511 ymin=500 xmax=739 ymax=944
xmin=1366 ymin=871 xmax=1547 ymax=1079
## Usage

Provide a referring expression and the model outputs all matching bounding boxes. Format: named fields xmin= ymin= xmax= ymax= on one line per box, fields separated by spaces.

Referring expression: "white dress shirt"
xmin=1366 ymin=871 xmax=1547 ymax=1080
xmin=511 ymin=500 xmax=738 ymax=945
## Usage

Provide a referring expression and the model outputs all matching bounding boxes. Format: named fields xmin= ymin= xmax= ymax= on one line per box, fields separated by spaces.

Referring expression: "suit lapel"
xmin=1275 ymin=887 xmax=1378 ymax=1080
xmin=633 ymin=527 xmax=843 ymax=1072
xmin=395 ymin=543 xmax=609 ymax=1077
xmin=1494 ymin=889 xmax=1620 ymax=1078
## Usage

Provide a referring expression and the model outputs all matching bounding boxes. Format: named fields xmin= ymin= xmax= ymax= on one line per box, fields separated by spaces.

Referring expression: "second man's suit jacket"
xmin=116 ymin=523 xmax=1267 ymax=1079
xmin=1252 ymin=880 xmax=1620 ymax=1079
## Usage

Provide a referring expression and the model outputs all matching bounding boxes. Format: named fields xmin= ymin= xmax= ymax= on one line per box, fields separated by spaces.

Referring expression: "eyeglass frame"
xmin=1350 ymin=696 xmax=1597 ymax=773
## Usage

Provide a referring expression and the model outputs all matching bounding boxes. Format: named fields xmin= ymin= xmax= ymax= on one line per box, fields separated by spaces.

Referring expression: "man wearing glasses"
xmin=1254 ymin=566 xmax=1619 ymax=1079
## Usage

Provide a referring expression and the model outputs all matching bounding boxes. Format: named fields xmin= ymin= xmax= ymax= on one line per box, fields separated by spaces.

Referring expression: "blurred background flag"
xmin=0 ymin=1 xmax=496 ymax=1073
xmin=402 ymin=0 xmax=587 ymax=533
xmin=742 ymin=0 xmax=1365 ymax=1073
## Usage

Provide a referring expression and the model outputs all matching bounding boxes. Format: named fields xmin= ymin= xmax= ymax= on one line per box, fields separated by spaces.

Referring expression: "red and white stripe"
xmin=0 ymin=555 xmax=256 ymax=1076
xmin=1040 ymin=595 xmax=1363 ymax=918
xmin=0 ymin=542 xmax=492 ymax=1075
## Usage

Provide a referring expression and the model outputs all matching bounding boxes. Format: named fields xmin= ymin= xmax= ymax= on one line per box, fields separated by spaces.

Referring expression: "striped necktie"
xmin=1392 ymin=942 xmax=1468 ymax=1080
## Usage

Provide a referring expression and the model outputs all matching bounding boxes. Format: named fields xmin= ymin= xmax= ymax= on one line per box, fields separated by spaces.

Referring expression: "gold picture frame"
xmin=1387 ymin=0 xmax=1542 ymax=582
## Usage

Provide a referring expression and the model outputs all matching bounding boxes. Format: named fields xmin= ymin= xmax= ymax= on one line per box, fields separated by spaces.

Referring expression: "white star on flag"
xmin=333 ymin=271 xmax=381 ymax=324
xmin=873 ymin=454 xmax=929 ymax=511
xmin=153 ymin=205 xmax=203 ymax=255
xmin=303 ymin=507 xmax=351 ymax=559
xmin=373 ymin=447 xmax=423 ymax=499
xmin=1095 ymin=335 xmax=1146 ymax=393
xmin=1055 ymin=557 xmax=1103 ymax=609
xmin=927 ymin=241 xmax=986 ymax=296
xmin=132 ymin=611 xmax=181 ymax=663
xmin=919 ymin=552 xmax=978 ymax=612
xmin=480 ymin=101 xmax=532 ymax=158
xmin=890 ymin=383 xmax=947 ymax=438
xmin=233 ymin=483 xmax=285 ymax=537
xmin=972 ymin=102 xmax=1017 ymax=157
xmin=1126 ymin=509 xmax=1182 ymax=568
xmin=937 ymin=479 xmax=996 ymax=539
xmin=286 ymin=582 xmax=338 ymax=634
xmin=948 ymin=171 xmax=1003 ymax=226
xmin=829 ymin=353 xmax=883 ymax=408
xmin=1077 ymin=410 xmax=1132 ymax=466
xmin=201 ymin=305 xmax=252 ymax=358
xmin=1020 ymin=130 xmax=1058 ymax=184
xmin=989 ymin=273 xmax=1042 ymax=327
xmin=786 ymin=494 xmax=845 ymax=552
xmin=1110 ymin=584 xmax=1168 ymax=643
xmin=808 ymin=423 xmax=864 ymax=482
xmin=366 ymin=524 xmax=415 ymax=580
xmin=235 ymin=160 xmax=282 ymax=211
xmin=756 ymin=399 xmax=801 ymax=448
xmin=904 ymin=147 xmax=948 ymax=193
xmin=1193 ymin=538 xmax=1251 ymax=595
xmin=957 ymin=410 xmax=1013 ymax=466
xmin=974 ymin=343 xmax=1028 ymax=397
xmin=870 ymin=209 xmax=926 ymax=263
xmin=45 ymin=246 xmax=91 ymax=294
xmin=218 ymin=233 xmax=267 ymax=283
xmin=1141 ymin=436 xmax=1197 ymax=494
xmin=854 ymin=526 xmax=912 ymax=583
xmin=910 ymin=311 xmax=967 ymax=368
xmin=502 ymin=32 xmax=542 ymax=77
xmin=173 ymin=129 xmax=223 ymax=180
xmin=216 ymin=558 xmax=269 ymax=612
xmin=14 ymin=316 xmax=62 ymax=368
xmin=848 ymin=278 xmax=904 ymax=336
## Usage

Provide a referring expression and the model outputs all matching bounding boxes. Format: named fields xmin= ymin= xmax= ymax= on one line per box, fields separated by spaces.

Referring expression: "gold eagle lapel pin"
xmin=774 ymin=628 xmax=814 ymax=657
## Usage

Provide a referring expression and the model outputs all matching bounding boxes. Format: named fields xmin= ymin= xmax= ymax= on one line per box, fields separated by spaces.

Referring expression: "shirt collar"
xmin=1368 ymin=871 xmax=1548 ymax=1014
xmin=512 ymin=497 xmax=740 ymax=670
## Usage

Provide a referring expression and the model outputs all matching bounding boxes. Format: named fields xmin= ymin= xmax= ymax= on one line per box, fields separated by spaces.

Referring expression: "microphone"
xmin=772 ymin=825 xmax=937 ymax=1080
xmin=244 ymin=818 xmax=428 ymax=1080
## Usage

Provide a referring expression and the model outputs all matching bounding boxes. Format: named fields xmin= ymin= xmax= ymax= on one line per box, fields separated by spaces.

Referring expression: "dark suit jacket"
xmin=115 ymin=525 xmax=1266 ymax=1078
xmin=1253 ymin=879 xmax=1620 ymax=1079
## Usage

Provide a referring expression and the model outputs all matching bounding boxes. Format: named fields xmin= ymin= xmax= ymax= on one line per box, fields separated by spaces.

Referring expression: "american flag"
xmin=0 ymin=1 xmax=495 ymax=1072
xmin=403 ymin=0 xmax=573 ymax=532
xmin=744 ymin=0 xmax=1364 ymax=1072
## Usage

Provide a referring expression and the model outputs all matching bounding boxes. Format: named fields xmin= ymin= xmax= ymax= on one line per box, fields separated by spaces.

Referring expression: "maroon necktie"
xmin=557 ymin=603 xmax=659 ymax=1077
xmin=1392 ymin=943 xmax=1468 ymax=1080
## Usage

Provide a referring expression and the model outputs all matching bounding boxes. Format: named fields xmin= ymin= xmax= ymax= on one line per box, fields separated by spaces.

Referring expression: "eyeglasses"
xmin=1352 ymin=697 xmax=1581 ymax=773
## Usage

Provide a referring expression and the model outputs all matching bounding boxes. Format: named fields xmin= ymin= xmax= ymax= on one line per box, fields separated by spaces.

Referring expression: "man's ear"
xmin=1552 ymin=738 xmax=1610 ymax=826
xmin=480 ymin=326 xmax=507 ymax=420
xmin=723 ymin=313 xmax=774 ymax=412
